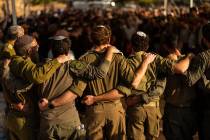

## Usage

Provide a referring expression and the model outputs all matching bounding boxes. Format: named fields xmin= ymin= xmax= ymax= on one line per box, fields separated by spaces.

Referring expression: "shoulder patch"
xmin=70 ymin=60 xmax=88 ymax=74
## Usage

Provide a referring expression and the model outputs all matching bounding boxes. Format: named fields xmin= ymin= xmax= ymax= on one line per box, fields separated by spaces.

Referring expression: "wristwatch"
xmin=48 ymin=102 xmax=55 ymax=109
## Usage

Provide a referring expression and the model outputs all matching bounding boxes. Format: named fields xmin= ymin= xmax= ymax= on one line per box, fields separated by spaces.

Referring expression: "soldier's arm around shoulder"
xmin=10 ymin=56 xmax=61 ymax=84
xmin=71 ymin=46 xmax=120 ymax=80
xmin=117 ymin=54 xmax=135 ymax=83
xmin=69 ymin=58 xmax=111 ymax=80
xmin=155 ymin=55 xmax=176 ymax=75
xmin=185 ymin=50 xmax=210 ymax=86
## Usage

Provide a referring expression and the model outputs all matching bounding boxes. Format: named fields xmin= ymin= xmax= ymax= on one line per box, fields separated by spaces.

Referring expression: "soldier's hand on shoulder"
xmin=143 ymin=53 xmax=156 ymax=64
xmin=56 ymin=54 xmax=71 ymax=63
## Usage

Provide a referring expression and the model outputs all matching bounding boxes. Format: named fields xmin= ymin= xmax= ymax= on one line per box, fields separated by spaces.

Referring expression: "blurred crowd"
xmin=0 ymin=2 xmax=210 ymax=140
xmin=0 ymin=3 xmax=210 ymax=60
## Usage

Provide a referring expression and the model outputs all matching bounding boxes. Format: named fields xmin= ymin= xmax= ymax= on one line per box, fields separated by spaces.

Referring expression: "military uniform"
xmin=70 ymin=50 xmax=134 ymax=140
xmin=197 ymin=76 xmax=210 ymax=140
xmin=183 ymin=49 xmax=210 ymax=140
xmin=117 ymin=51 xmax=174 ymax=140
xmin=9 ymin=56 xmax=61 ymax=84
xmin=0 ymin=55 xmax=63 ymax=140
xmin=0 ymin=41 xmax=16 ymax=59
xmin=163 ymin=56 xmax=198 ymax=140
xmin=195 ymin=68 xmax=210 ymax=140
xmin=38 ymin=58 xmax=111 ymax=140
xmin=185 ymin=49 xmax=210 ymax=86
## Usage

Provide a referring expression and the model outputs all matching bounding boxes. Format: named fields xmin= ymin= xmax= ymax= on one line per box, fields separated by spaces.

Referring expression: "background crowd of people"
xmin=0 ymin=2 xmax=210 ymax=140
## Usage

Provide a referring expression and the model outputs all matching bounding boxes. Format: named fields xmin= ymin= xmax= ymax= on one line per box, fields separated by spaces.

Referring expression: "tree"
xmin=31 ymin=0 xmax=56 ymax=4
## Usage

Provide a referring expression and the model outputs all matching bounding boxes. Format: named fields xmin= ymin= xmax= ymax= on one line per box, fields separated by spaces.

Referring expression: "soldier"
xmin=57 ymin=25 xmax=157 ymax=140
xmin=0 ymin=25 xmax=24 ymax=60
xmin=0 ymin=25 xmax=26 ymax=140
xmin=184 ymin=23 xmax=210 ymax=140
xmin=185 ymin=23 xmax=210 ymax=86
xmin=162 ymin=34 xmax=197 ymax=140
xmin=36 ymin=35 xmax=118 ymax=140
xmin=116 ymin=31 xmax=193 ymax=140
xmin=0 ymin=35 xmax=71 ymax=140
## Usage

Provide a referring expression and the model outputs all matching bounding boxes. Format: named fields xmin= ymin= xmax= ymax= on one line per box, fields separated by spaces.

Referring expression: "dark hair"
xmin=7 ymin=34 xmax=17 ymax=40
xmin=14 ymin=35 xmax=34 ymax=56
xmin=131 ymin=32 xmax=149 ymax=52
xmin=51 ymin=38 xmax=71 ymax=57
xmin=202 ymin=23 xmax=210 ymax=42
xmin=91 ymin=25 xmax=111 ymax=46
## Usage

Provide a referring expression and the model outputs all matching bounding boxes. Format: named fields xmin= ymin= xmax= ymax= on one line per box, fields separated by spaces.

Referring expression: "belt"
xmin=138 ymin=101 xmax=159 ymax=107
xmin=94 ymin=100 xmax=121 ymax=105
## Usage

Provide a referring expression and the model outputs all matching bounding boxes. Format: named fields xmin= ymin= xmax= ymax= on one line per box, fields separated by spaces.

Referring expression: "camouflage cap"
xmin=8 ymin=25 xmax=24 ymax=38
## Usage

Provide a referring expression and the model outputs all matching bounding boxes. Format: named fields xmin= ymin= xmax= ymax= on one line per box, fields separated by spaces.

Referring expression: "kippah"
xmin=49 ymin=35 xmax=67 ymax=41
xmin=136 ymin=31 xmax=147 ymax=38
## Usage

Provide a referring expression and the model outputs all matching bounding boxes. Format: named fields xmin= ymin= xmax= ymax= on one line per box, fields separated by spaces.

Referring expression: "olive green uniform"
xmin=117 ymin=51 xmax=174 ymax=140
xmin=70 ymin=51 xmax=134 ymax=140
xmin=0 ymin=55 xmax=62 ymax=140
xmin=185 ymin=49 xmax=210 ymax=86
xmin=183 ymin=49 xmax=210 ymax=140
xmin=9 ymin=56 xmax=61 ymax=84
xmin=163 ymin=56 xmax=198 ymax=140
xmin=38 ymin=59 xmax=111 ymax=140
xmin=0 ymin=42 xmax=16 ymax=59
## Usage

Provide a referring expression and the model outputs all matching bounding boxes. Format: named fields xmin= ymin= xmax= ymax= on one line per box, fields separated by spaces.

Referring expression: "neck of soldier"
xmin=95 ymin=44 xmax=108 ymax=52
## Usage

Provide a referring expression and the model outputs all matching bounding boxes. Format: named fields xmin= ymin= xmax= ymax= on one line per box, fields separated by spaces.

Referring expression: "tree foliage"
xmin=31 ymin=0 xmax=56 ymax=4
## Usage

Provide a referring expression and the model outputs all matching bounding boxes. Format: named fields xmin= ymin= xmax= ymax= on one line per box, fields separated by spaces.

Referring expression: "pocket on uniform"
xmin=147 ymin=108 xmax=161 ymax=138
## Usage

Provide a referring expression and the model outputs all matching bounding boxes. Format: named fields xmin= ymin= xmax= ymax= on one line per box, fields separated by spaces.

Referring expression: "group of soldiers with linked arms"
xmin=0 ymin=22 xmax=209 ymax=140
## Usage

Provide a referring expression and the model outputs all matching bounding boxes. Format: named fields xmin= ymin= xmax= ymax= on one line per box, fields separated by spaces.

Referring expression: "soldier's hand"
xmin=82 ymin=95 xmax=95 ymax=106
xmin=126 ymin=95 xmax=140 ymax=107
xmin=187 ymin=53 xmax=195 ymax=60
xmin=12 ymin=103 xmax=24 ymax=111
xmin=143 ymin=53 xmax=156 ymax=64
xmin=3 ymin=59 xmax=11 ymax=68
xmin=107 ymin=45 xmax=119 ymax=54
xmin=39 ymin=98 xmax=49 ymax=111
xmin=56 ymin=54 xmax=71 ymax=63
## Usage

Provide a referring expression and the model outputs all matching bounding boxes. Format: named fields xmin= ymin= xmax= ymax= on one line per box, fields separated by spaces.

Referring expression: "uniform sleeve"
xmin=69 ymin=79 xmax=87 ymax=97
xmin=148 ymin=78 xmax=167 ymax=97
xmin=68 ymin=54 xmax=93 ymax=97
xmin=185 ymin=50 xmax=210 ymax=86
xmin=69 ymin=59 xmax=111 ymax=80
xmin=155 ymin=55 xmax=175 ymax=75
xmin=118 ymin=55 xmax=135 ymax=84
xmin=10 ymin=57 xmax=61 ymax=84
xmin=116 ymin=84 xmax=132 ymax=97
xmin=197 ymin=75 xmax=210 ymax=93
